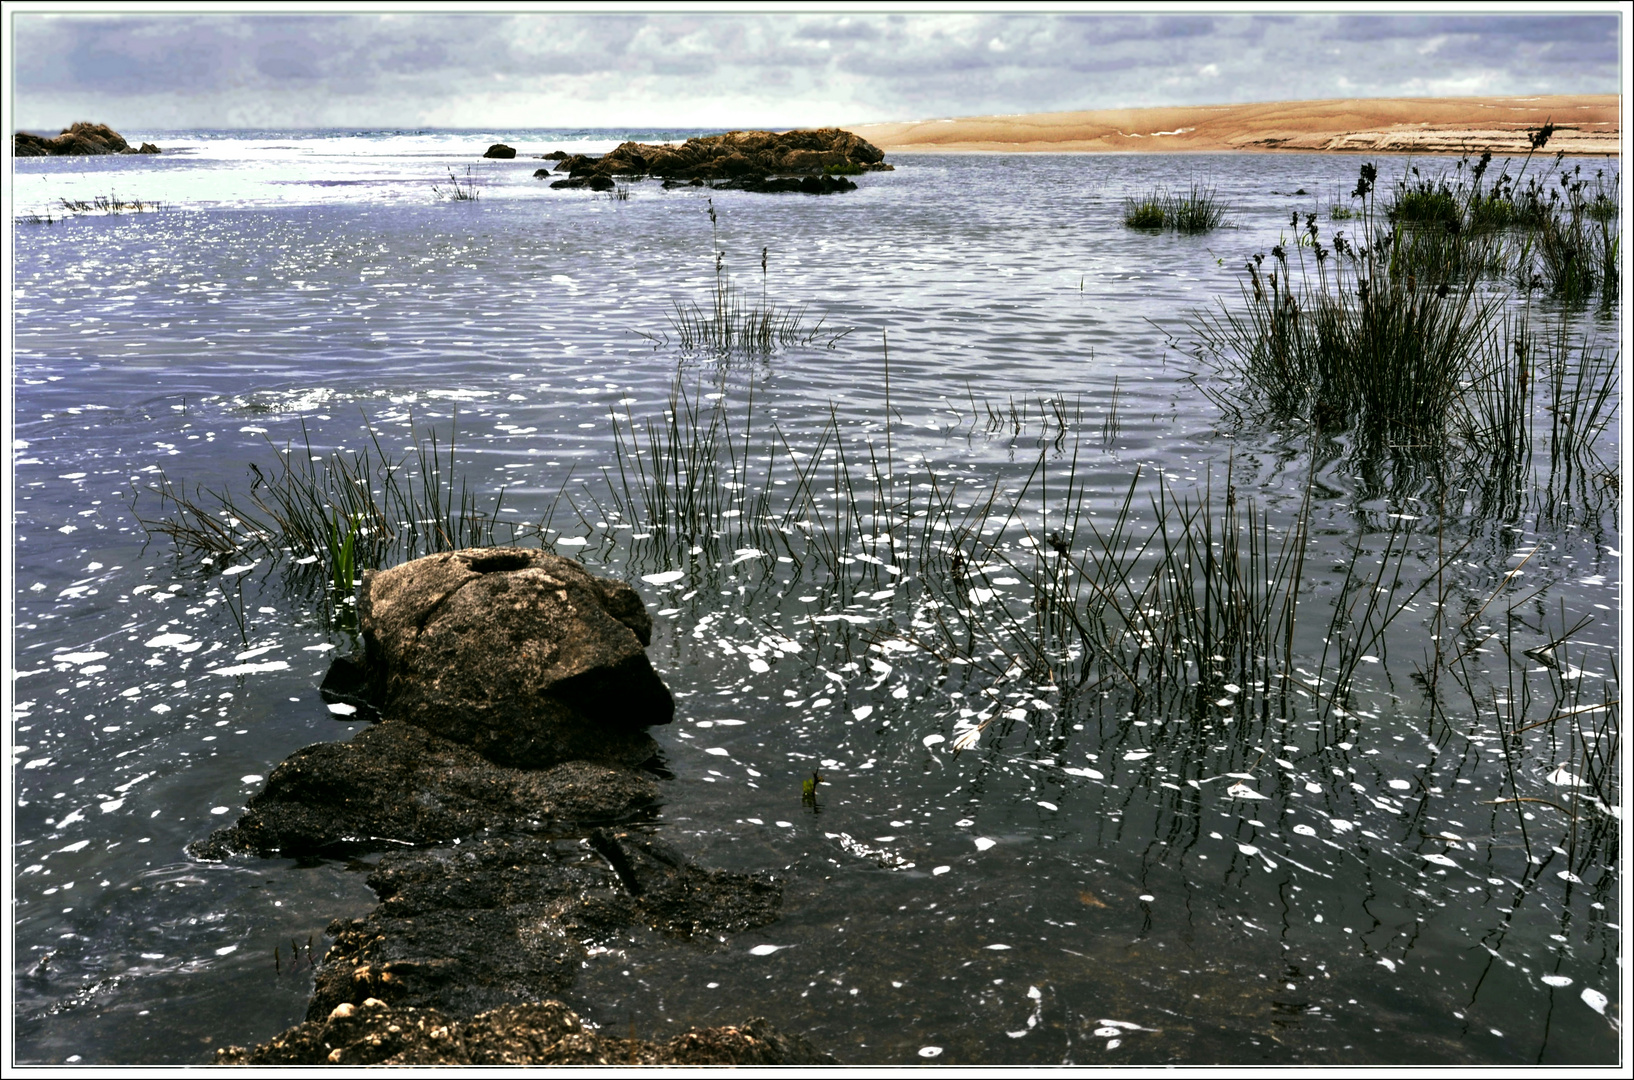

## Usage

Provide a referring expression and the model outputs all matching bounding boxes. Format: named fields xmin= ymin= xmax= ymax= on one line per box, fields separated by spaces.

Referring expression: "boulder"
xmin=541 ymin=150 xmax=569 ymax=161
xmin=187 ymin=721 xmax=659 ymax=858
xmin=134 ymin=142 xmax=161 ymax=154
xmin=359 ymin=548 xmax=672 ymax=769
xmin=304 ymin=835 xmax=780 ymax=1019
xmin=532 ymin=168 xmax=551 ymax=178
xmin=215 ymin=998 xmax=836 ymax=1065
xmin=483 ymin=143 xmax=517 ymax=159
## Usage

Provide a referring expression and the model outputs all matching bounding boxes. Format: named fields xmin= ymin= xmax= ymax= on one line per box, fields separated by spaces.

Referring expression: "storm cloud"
xmin=12 ymin=12 xmax=1621 ymax=131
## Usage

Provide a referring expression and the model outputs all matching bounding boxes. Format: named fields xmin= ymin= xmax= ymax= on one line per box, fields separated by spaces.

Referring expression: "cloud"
xmin=11 ymin=12 xmax=1620 ymax=131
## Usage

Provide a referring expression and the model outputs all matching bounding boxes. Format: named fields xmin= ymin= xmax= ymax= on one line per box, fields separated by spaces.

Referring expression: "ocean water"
xmin=10 ymin=130 xmax=1622 ymax=1064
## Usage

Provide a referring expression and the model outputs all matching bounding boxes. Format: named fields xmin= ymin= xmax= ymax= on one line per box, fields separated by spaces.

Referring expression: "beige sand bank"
xmin=853 ymin=96 xmax=1620 ymax=156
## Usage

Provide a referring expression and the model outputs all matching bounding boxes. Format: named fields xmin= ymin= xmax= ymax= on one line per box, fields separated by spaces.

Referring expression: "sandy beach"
xmin=854 ymin=95 xmax=1620 ymax=156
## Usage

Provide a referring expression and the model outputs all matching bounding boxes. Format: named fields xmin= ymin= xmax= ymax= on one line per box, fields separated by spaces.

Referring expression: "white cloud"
xmin=10 ymin=13 xmax=1618 ymax=130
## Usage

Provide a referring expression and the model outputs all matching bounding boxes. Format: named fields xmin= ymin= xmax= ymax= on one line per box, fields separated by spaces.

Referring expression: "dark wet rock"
xmin=318 ymin=654 xmax=378 ymax=721
xmin=588 ymin=828 xmax=784 ymax=938
xmin=712 ymin=174 xmax=858 ymax=195
xmin=14 ymin=122 xmax=158 ymax=156
xmin=483 ymin=143 xmax=517 ymax=159
xmin=188 ymin=723 xmax=659 ymax=859
xmin=304 ymin=836 xmax=780 ymax=1019
xmin=559 ymin=127 xmax=889 ymax=183
xmin=661 ymin=177 xmax=706 ymax=189
xmin=359 ymin=547 xmax=671 ymax=770
xmin=545 ymin=173 xmax=615 ymax=191
xmin=215 ymin=997 xmax=836 ymax=1065
xmin=540 ymin=150 xmax=568 ymax=161
xmin=533 ymin=168 xmax=551 ymax=178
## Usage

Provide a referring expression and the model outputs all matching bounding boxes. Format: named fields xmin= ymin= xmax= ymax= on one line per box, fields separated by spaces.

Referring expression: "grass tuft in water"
xmin=432 ymin=166 xmax=481 ymax=202
xmin=142 ymin=411 xmax=519 ymax=623
xmin=1123 ymin=184 xmax=1228 ymax=233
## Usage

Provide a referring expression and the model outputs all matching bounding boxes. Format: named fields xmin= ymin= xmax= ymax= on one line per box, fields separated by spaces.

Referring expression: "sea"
xmin=9 ymin=128 xmax=1624 ymax=1064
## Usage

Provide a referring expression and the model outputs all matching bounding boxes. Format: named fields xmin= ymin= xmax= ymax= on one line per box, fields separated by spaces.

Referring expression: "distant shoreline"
xmin=853 ymin=95 xmax=1620 ymax=156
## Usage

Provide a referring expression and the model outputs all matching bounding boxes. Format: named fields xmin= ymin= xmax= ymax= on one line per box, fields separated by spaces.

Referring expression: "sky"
xmin=8 ymin=8 xmax=1624 ymax=131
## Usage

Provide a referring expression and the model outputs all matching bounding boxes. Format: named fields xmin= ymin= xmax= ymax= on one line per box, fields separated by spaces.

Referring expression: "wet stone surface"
xmin=217 ymin=996 xmax=836 ymax=1065
xmin=360 ymin=548 xmax=673 ymax=770
xmin=306 ymin=834 xmax=781 ymax=1020
xmin=188 ymin=721 xmax=661 ymax=858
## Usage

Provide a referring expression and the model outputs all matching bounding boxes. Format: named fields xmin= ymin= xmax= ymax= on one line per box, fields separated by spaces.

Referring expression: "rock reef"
xmin=546 ymin=127 xmax=888 ymax=194
xmin=14 ymin=122 xmax=159 ymax=156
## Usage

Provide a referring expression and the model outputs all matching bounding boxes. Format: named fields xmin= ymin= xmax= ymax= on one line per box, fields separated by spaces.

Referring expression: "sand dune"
xmin=854 ymin=96 xmax=1620 ymax=156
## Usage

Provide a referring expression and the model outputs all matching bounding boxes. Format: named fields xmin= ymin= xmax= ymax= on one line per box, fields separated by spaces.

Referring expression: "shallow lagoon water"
xmin=10 ymin=131 xmax=1622 ymax=1064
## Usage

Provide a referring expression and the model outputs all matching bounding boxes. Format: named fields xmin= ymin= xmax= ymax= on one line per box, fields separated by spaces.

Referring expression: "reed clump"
xmin=432 ymin=166 xmax=481 ymax=202
xmin=659 ymin=200 xmax=849 ymax=357
xmin=1192 ymin=145 xmax=1621 ymax=484
xmin=57 ymin=193 xmax=160 ymax=215
xmin=1122 ymin=184 xmax=1228 ymax=233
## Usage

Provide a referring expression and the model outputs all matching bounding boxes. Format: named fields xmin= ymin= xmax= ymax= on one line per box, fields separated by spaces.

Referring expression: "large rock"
xmin=13 ymin=122 xmax=158 ymax=156
xmin=305 ymin=835 xmax=781 ymax=1019
xmin=215 ymin=998 xmax=836 ymax=1065
xmin=187 ymin=722 xmax=659 ymax=859
xmin=359 ymin=548 xmax=672 ymax=769
xmin=483 ymin=143 xmax=517 ymax=159
xmin=555 ymin=127 xmax=891 ymax=184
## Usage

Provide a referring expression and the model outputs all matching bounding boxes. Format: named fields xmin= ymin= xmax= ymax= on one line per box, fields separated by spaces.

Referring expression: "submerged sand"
xmin=853 ymin=95 xmax=1620 ymax=156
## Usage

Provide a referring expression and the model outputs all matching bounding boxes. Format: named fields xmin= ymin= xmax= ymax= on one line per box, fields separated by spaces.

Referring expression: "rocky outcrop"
xmin=215 ymin=998 xmax=836 ymax=1065
xmin=13 ymin=122 xmax=160 ymax=156
xmin=303 ymin=834 xmax=781 ymax=1019
xmin=187 ymin=722 xmax=658 ymax=858
xmin=554 ymin=127 xmax=890 ymax=184
xmin=359 ymin=548 xmax=673 ymax=769
xmin=483 ymin=143 xmax=517 ymax=159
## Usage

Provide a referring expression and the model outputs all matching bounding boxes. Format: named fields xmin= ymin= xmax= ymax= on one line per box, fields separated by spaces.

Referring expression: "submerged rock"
xmin=712 ymin=174 xmax=858 ymax=194
xmin=548 ymin=174 xmax=614 ymax=191
xmin=305 ymin=835 xmax=781 ymax=1019
xmin=215 ymin=997 xmax=836 ymax=1065
xmin=14 ymin=122 xmax=159 ymax=156
xmin=360 ymin=548 xmax=672 ymax=769
xmin=564 ymin=128 xmax=889 ymax=183
xmin=483 ymin=143 xmax=517 ymax=159
xmin=187 ymin=722 xmax=659 ymax=858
